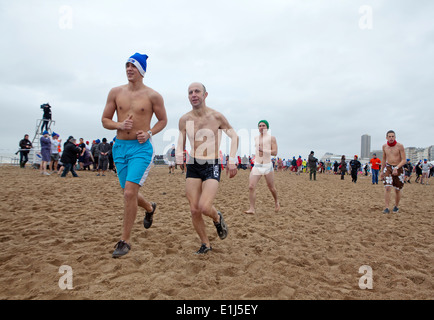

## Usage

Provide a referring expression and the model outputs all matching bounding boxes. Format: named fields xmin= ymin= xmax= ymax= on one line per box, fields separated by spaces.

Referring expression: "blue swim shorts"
xmin=112 ymin=139 xmax=154 ymax=189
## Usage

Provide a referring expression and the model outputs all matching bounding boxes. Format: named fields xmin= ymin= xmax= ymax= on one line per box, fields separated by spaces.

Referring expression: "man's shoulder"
xmin=179 ymin=111 xmax=194 ymax=121
xmin=110 ymin=84 xmax=127 ymax=93
xmin=144 ymin=85 xmax=162 ymax=99
xmin=207 ymin=106 xmax=223 ymax=116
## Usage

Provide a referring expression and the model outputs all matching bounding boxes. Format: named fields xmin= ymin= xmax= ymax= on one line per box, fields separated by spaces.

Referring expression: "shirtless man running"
xmin=380 ymin=130 xmax=406 ymax=214
xmin=176 ymin=82 xmax=238 ymax=254
xmin=102 ymin=53 xmax=168 ymax=257
xmin=244 ymin=120 xmax=280 ymax=214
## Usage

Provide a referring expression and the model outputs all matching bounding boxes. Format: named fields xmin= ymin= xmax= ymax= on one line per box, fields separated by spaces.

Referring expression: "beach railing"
xmin=0 ymin=155 xmax=20 ymax=166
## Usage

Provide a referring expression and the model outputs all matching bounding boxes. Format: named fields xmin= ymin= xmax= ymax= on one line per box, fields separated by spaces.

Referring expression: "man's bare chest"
xmin=385 ymin=146 xmax=401 ymax=160
xmin=187 ymin=116 xmax=220 ymax=135
xmin=116 ymin=93 xmax=152 ymax=115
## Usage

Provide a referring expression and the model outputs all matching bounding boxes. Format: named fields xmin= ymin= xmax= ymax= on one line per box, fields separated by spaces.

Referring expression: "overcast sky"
xmin=1 ymin=0 xmax=433 ymax=160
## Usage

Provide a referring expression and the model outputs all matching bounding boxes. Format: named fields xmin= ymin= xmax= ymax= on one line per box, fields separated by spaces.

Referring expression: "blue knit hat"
xmin=127 ymin=53 xmax=148 ymax=77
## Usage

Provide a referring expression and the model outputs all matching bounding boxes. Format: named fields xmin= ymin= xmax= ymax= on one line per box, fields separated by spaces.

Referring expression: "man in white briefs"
xmin=244 ymin=120 xmax=280 ymax=214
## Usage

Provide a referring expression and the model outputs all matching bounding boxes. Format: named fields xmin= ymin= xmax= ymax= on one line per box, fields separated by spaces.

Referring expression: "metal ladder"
xmin=29 ymin=119 xmax=55 ymax=167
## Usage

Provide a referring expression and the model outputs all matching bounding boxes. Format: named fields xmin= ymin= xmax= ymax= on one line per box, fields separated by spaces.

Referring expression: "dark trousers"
xmin=93 ymin=156 xmax=99 ymax=170
xmin=41 ymin=119 xmax=50 ymax=133
xmin=351 ymin=170 xmax=358 ymax=182
xmin=61 ymin=163 xmax=78 ymax=177
xmin=309 ymin=167 xmax=316 ymax=180
xmin=20 ymin=151 xmax=29 ymax=167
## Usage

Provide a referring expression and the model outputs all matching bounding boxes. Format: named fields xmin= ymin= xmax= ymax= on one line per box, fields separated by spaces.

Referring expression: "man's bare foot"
xmin=244 ymin=209 xmax=255 ymax=215
xmin=275 ymin=202 xmax=280 ymax=212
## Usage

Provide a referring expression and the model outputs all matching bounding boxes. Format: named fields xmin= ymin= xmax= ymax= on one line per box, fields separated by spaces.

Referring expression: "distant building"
xmin=371 ymin=150 xmax=383 ymax=160
xmin=320 ymin=152 xmax=370 ymax=165
xmin=405 ymin=146 xmax=432 ymax=163
xmin=361 ymin=134 xmax=371 ymax=160
xmin=320 ymin=144 xmax=433 ymax=167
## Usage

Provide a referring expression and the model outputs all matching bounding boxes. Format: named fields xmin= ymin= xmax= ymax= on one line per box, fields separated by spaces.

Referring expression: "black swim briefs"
xmin=186 ymin=158 xmax=221 ymax=182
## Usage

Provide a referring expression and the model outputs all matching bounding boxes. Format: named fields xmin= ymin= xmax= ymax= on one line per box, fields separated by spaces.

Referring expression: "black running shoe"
xmin=112 ymin=240 xmax=131 ymax=258
xmin=195 ymin=244 xmax=212 ymax=254
xmin=383 ymin=208 xmax=390 ymax=214
xmin=214 ymin=211 xmax=228 ymax=240
xmin=143 ymin=202 xmax=157 ymax=229
xmin=392 ymin=206 xmax=399 ymax=213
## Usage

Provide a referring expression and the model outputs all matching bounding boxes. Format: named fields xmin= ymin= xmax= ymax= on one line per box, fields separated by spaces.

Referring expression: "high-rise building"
xmin=361 ymin=134 xmax=371 ymax=159
xmin=405 ymin=146 xmax=433 ymax=163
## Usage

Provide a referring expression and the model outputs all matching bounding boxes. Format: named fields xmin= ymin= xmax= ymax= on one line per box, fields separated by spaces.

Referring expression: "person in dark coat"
xmin=340 ymin=155 xmax=347 ymax=180
xmin=308 ymin=151 xmax=318 ymax=181
xmin=60 ymin=136 xmax=81 ymax=177
xmin=18 ymin=134 xmax=32 ymax=168
xmin=349 ymin=155 xmax=362 ymax=183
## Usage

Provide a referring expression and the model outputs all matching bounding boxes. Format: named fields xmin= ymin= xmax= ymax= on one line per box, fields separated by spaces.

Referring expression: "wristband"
xmin=147 ymin=130 xmax=153 ymax=138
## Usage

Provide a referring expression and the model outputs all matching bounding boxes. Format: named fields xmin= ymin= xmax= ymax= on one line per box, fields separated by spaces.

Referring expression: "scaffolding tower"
xmin=28 ymin=118 xmax=55 ymax=168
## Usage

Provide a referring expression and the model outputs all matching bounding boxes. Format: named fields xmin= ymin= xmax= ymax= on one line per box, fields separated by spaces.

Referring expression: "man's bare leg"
xmin=395 ymin=189 xmax=401 ymax=207
xmin=186 ymin=179 xmax=212 ymax=247
xmin=138 ymin=192 xmax=153 ymax=212
xmin=198 ymin=179 xmax=220 ymax=222
xmin=264 ymin=171 xmax=280 ymax=212
xmin=245 ymin=172 xmax=262 ymax=214
xmin=384 ymin=186 xmax=392 ymax=210
xmin=121 ymin=181 xmax=141 ymax=244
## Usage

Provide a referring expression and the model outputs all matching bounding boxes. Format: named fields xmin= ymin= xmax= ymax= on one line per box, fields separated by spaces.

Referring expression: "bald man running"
xmin=176 ymin=82 xmax=239 ymax=254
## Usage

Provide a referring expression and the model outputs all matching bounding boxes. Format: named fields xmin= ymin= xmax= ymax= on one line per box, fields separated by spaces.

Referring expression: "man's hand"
xmin=176 ymin=154 xmax=184 ymax=166
xmin=119 ymin=114 xmax=133 ymax=130
xmin=136 ymin=130 xmax=150 ymax=144
xmin=227 ymin=163 xmax=238 ymax=179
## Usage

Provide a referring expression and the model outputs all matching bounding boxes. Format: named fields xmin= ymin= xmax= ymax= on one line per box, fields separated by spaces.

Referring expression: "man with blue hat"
xmin=50 ymin=132 xmax=61 ymax=172
xmin=40 ymin=130 xmax=51 ymax=175
xmin=403 ymin=158 xmax=413 ymax=184
xmin=102 ymin=53 xmax=168 ymax=258
xmin=420 ymin=159 xmax=432 ymax=185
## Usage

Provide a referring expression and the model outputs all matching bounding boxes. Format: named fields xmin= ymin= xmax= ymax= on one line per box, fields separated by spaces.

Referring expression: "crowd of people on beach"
xmin=18 ymin=132 xmax=117 ymax=177
xmin=19 ymin=130 xmax=434 ymax=186
xmin=165 ymin=150 xmax=434 ymax=185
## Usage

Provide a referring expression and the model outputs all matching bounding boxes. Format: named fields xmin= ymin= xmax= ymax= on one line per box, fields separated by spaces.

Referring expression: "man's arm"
xmin=149 ymin=92 xmax=168 ymax=136
xmin=136 ymin=91 xmax=168 ymax=144
xmin=176 ymin=116 xmax=187 ymax=165
xmin=271 ymin=136 xmax=278 ymax=156
xmin=380 ymin=145 xmax=387 ymax=177
xmin=219 ymin=114 xmax=239 ymax=160
xmin=396 ymin=145 xmax=406 ymax=170
xmin=218 ymin=113 xmax=239 ymax=178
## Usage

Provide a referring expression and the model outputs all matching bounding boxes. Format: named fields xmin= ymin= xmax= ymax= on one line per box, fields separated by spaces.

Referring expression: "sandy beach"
xmin=0 ymin=165 xmax=432 ymax=300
